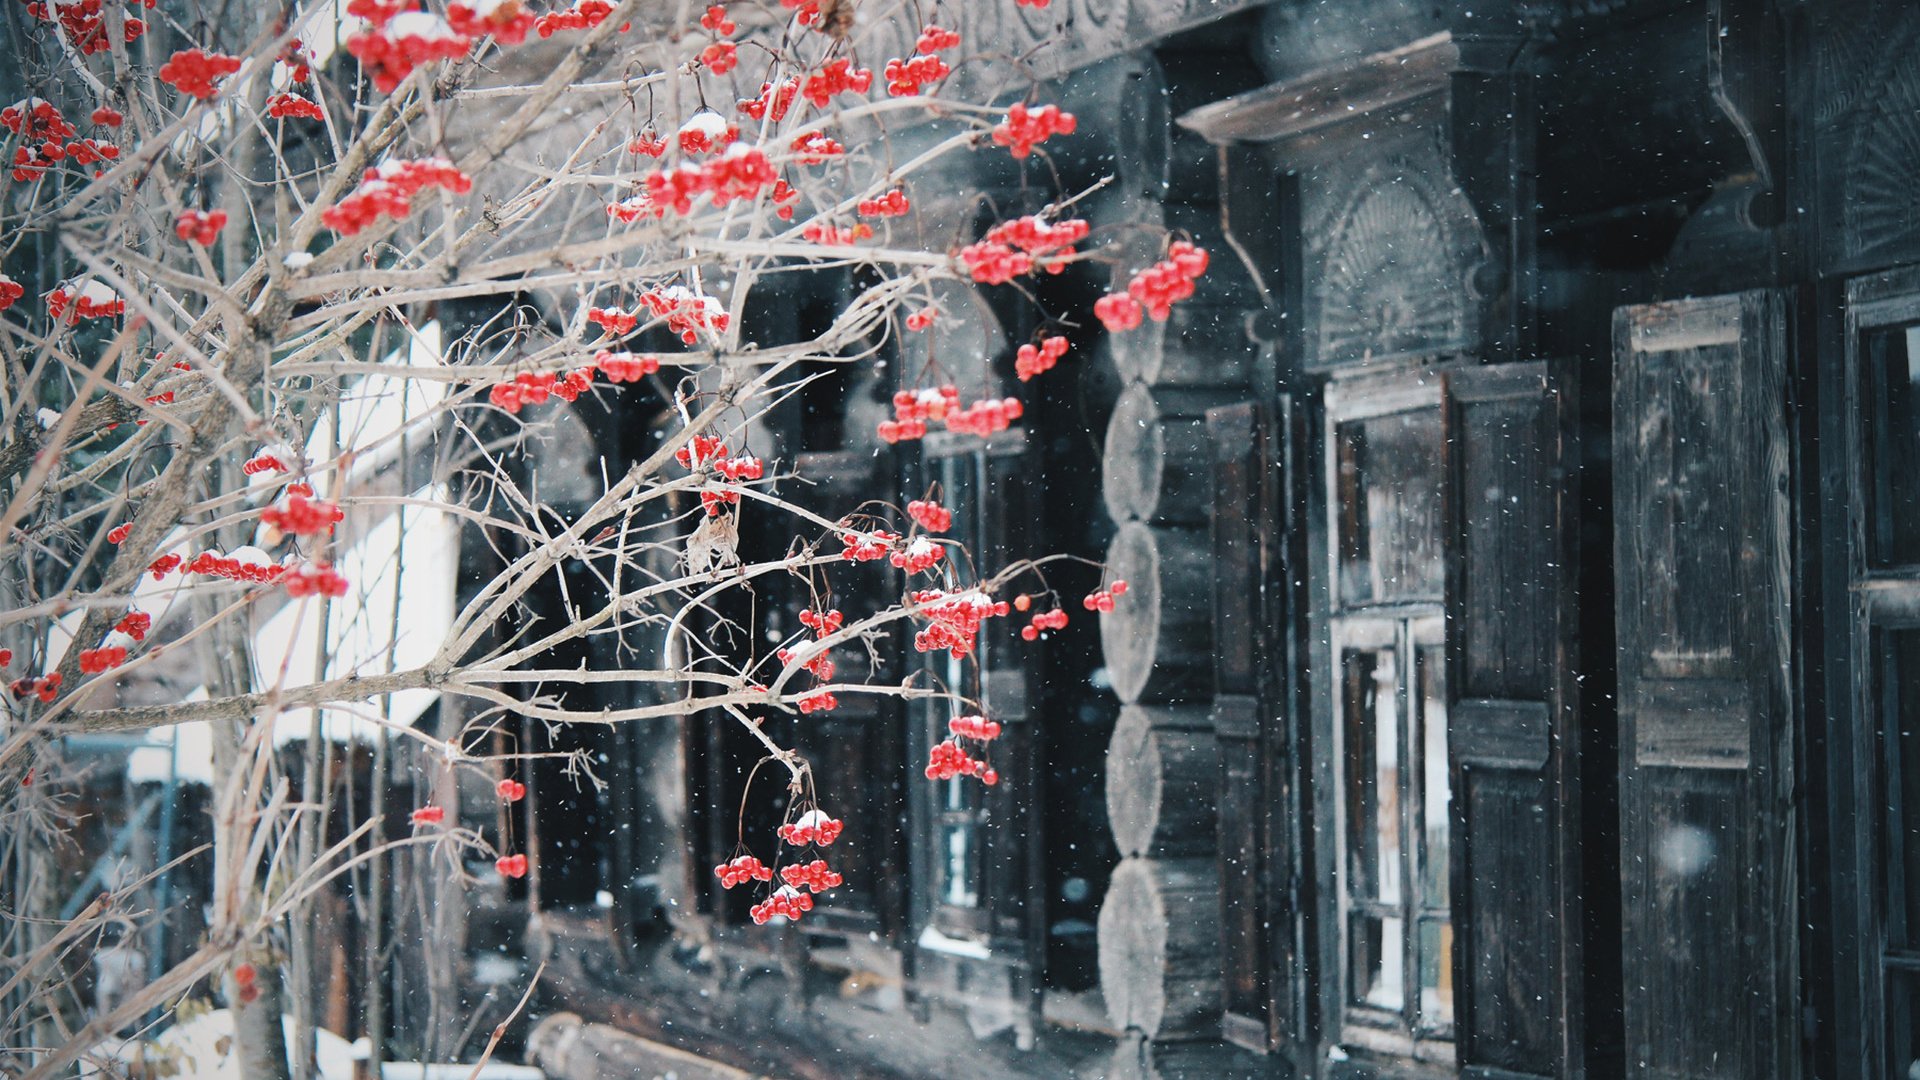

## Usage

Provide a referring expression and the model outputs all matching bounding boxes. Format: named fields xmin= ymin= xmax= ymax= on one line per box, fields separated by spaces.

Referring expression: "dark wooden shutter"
xmin=1441 ymin=362 xmax=1578 ymax=1076
xmin=1206 ymin=398 xmax=1311 ymax=1057
xmin=1612 ymin=292 xmax=1796 ymax=1079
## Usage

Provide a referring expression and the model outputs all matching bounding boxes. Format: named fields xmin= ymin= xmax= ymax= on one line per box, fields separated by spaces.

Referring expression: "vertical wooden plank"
xmin=1612 ymin=291 xmax=1797 ymax=1080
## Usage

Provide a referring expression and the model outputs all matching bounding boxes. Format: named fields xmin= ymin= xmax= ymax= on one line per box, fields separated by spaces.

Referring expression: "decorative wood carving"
xmin=1812 ymin=1 xmax=1920 ymax=271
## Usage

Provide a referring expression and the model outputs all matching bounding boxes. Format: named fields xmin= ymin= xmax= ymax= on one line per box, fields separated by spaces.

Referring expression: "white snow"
xmin=100 ymin=1010 xmax=542 ymax=1080
xmin=283 ymin=251 xmax=315 ymax=270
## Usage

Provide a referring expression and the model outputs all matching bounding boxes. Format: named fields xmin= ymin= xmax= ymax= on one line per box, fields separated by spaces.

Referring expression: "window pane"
xmin=1418 ymin=644 xmax=1451 ymax=909
xmin=1417 ymin=918 xmax=1454 ymax=1032
xmin=940 ymin=823 xmax=978 ymax=907
xmin=1345 ymin=645 xmax=1401 ymax=906
xmin=1334 ymin=409 xmax=1445 ymax=606
xmin=1351 ymin=913 xmax=1405 ymax=1013
xmin=1863 ymin=324 xmax=1920 ymax=567
xmin=1883 ymin=628 xmax=1920 ymax=949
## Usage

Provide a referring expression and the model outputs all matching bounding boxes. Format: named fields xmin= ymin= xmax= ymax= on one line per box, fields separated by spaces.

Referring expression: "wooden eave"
xmin=1176 ymin=32 xmax=1458 ymax=146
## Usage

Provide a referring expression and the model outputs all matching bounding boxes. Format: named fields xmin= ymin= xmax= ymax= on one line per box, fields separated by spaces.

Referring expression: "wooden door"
xmin=1612 ymin=291 xmax=1796 ymax=1079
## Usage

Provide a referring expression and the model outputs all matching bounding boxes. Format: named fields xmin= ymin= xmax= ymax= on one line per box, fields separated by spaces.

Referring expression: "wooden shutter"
xmin=1206 ymin=398 xmax=1312 ymax=1057
xmin=1612 ymin=291 xmax=1796 ymax=1079
xmin=1441 ymin=362 xmax=1579 ymax=1076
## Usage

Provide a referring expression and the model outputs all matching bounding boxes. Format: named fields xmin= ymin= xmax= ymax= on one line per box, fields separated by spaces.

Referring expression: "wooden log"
xmin=1107 ymin=300 xmax=1257 ymax=389
xmin=1107 ymin=706 xmax=1220 ymax=858
xmin=1102 ymin=384 xmax=1215 ymax=525
xmin=1100 ymin=522 xmax=1214 ymax=704
xmin=1097 ymin=857 xmax=1223 ymax=1040
xmin=528 ymin=1012 xmax=757 ymax=1080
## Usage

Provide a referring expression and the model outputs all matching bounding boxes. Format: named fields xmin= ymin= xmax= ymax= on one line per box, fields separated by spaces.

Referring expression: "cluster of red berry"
xmin=5 ymin=98 xmax=120 ymax=182
xmin=3 ymin=98 xmax=74 ymax=144
xmin=607 ymin=193 xmax=659 ymax=223
xmin=586 ymin=306 xmax=636 ymax=335
xmin=943 ymin=395 xmax=1023 ymax=437
xmin=1096 ymin=242 xmax=1210 ymax=331
xmin=960 ymin=216 xmax=1088 ymax=284
xmin=321 ymin=158 xmax=474 ymax=235
xmin=876 ymin=385 xmax=956 ymax=443
xmin=628 ymin=130 xmax=668 ymax=158
xmin=410 ymin=805 xmax=446 ymax=826
xmin=700 ymin=4 xmax=736 ymax=33
xmin=992 ymin=103 xmax=1077 ymax=159
xmin=495 ymin=853 xmax=528 ymax=878
xmin=262 ymin=491 xmax=344 ymax=537
xmin=780 ymin=859 xmax=843 ymax=891
xmin=701 ymin=454 xmax=763 ymax=515
xmin=798 ymin=608 xmax=844 ymax=637
xmin=23 ymin=0 xmax=152 ymax=55
xmin=777 ymin=646 xmax=834 ymax=681
xmin=926 ymin=740 xmax=997 ymax=784
xmin=801 ymin=222 xmax=870 ymax=245
xmin=909 ymin=589 xmax=1008 ymax=657
xmin=191 ymin=546 xmax=283 ymax=584
xmin=779 ymin=809 xmax=844 ymax=846
xmin=1016 ymin=335 xmax=1070 ymax=381
xmin=857 ymin=189 xmax=910 ymax=218
xmin=884 ymin=53 xmax=949 ymax=97
xmin=46 ymin=279 xmax=124 ymax=323
xmin=283 ymin=561 xmax=350 ymax=598
xmin=9 ymin=673 xmax=61 ymax=703
xmin=678 ymin=111 xmax=738 ymax=154
xmin=643 ymin=146 xmax=777 ymax=215
xmin=533 ymin=0 xmax=624 ymax=37
xmin=487 ymin=367 xmax=594 ymax=414
xmin=790 ymin=132 xmax=845 ymax=165
xmin=267 ymin=93 xmax=324 ymax=121
xmin=739 ymin=78 xmax=800 ymax=123
xmin=917 ymin=23 xmax=961 ymax=52
xmin=949 ymin=714 xmax=1002 ymax=741
xmin=594 ymin=351 xmax=659 ymax=383
xmin=78 ymin=642 xmax=127 ymax=673
xmin=347 ymin=8 xmax=472 ymax=91
xmin=1082 ymin=580 xmax=1129 ymax=612
xmin=446 ymin=0 xmax=536 ymax=44
xmin=907 ymin=499 xmax=952 ymax=532
xmin=640 ymin=285 xmax=732 ymax=343
xmin=700 ymin=41 xmax=739 ymax=73
xmin=890 ymin=536 xmax=945 ymax=573
xmin=770 ymin=178 xmax=800 ymax=220
xmin=0 ymin=275 xmax=23 ymax=312
xmin=147 ymin=554 xmax=182 ymax=580
xmin=157 ymin=49 xmax=241 ymax=99
xmin=1019 ymin=606 xmax=1070 ymax=641
xmin=116 ymin=611 xmax=151 ymax=641
xmin=797 ymin=689 xmax=838 ymax=714
xmin=779 ymin=0 xmax=823 ymax=27
xmin=243 ymin=447 xmax=292 ymax=475
xmin=715 ymin=854 xmax=773 ymax=888
xmin=676 ymin=434 xmax=729 ymax=470
xmin=840 ymin=528 xmax=898 ymax=561
xmin=800 ymin=58 xmax=872 ymax=108
xmin=904 ymin=307 xmax=935 ymax=331
xmin=750 ymin=885 xmax=813 ymax=924
xmin=497 ymin=778 xmax=526 ymax=801
xmin=232 ymin=961 xmax=260 ymax=1004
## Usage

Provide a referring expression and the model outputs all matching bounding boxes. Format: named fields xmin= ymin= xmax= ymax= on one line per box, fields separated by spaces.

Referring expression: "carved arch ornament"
xmin=1311 ymin=157 xmax=1487 ymax=370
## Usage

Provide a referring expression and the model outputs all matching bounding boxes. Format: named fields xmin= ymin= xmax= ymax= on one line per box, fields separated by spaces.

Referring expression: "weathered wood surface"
xmin=1097 ymin=857 xmax=1223 ymax=1040
xmin=1106 ymin=706 xmax=1219 ymax=858
xmin=1107 ymin=302 xmax=1257 ymax=389
xmin=1099 ymin=522 xmax=1215 ymax=704
xmin=1102 ymin=384 xmax=1237 ymax=525
xmin=529 ymin=1013 xmax=757 ymax=1080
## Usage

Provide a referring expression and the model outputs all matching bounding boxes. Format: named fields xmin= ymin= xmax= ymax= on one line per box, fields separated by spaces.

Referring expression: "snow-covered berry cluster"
xmin=678 ymin=111 xmax=738 ymax=154
xmin=46 ymin=279 xmax=124 ymax=323
xmin=907 ymin=499 xmax=951 ymax=533
xmin=261 ymin=490 xmax=344 ymax=536
xmin=840 ymin=528 xmax=899 ymax=562
xmin=715 ymin=854 xmax=773 ymax=888
xmin=321 ymin=158 xmax=473 ymax=235
xmin=533 ymin=0 xmax=624 ymax=37
xmin=643 ymin=145 xmax=776 ymax=215
xmin=779 ymin=809 xmax=844 ymax=847
xmin=268 ymin=93 xmax=324 ymax=120
xmin=640 ymin=286 xmax=732 ymax=343
xmin=991 ymin=102 xmax=1076 ymax=159
xmin=22 ymin=0 xmax=151 ymax=55
xmin=446 ymin=0 xmax=536 ymax=44
xmin=157 ymin=49 xmax=242 ymax=99
xmin=909 ymin=589 xmax=1008 ymax=657
xmin=593 ymin=351 xmax=659 ymax=383
xmin=890 ymin=535 xmax=944 ymax=574
xmin=750 ymin=885 xmax=813 ymax=924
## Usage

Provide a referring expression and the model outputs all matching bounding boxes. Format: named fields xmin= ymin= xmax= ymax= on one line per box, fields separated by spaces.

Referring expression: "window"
xmin=1862 ymin=322 xmax=1920 ymax=568
xmin=1324 ymin=374 xmax=1454 ymax=1058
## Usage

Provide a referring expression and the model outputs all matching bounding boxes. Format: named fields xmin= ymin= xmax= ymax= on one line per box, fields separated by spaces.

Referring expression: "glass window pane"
xmin=1345 ymin=645 xmax=1401 ymax=906
xmin=1863 ymin=325 xmax=1920 ymax=567
xmin=1883 ymin=628 xmax=1920 ymax=948
xmin=1419 ymin=644 xmax=1451 ymax=910
xmin=1351 ymin=913 xmax=1406 ymax=1013
xmin=1334 ymin=409 xmax=1445 ymax=606
xmin=1418 ymin=918 xmax=1455 ymax=1032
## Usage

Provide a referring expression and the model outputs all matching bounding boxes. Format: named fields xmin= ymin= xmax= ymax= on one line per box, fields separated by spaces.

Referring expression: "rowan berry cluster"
xmin=800 ymin=59 xmax=872 ymax=107
xmin=797 ymin=689 xmax=838 ymax=713
xmin=243 ymin=447 xmax=292 ymax=475
xmin=739 ymin=79 xmax=800 ymax=123
xmin=801 ymin=222 xmax=870 ymax=245
xmin=46 ymin=279 xmax=124 ymax=323
xmin=909 ymin=589 xmax=1008 ymax=657
xmin=857 ymin=189 xmax=910 ymax=218
xmin=5 ymin=98 xmax=111 ymax=181
xmin=1020 ymin=607 xmax=1069 ymax=641
xmin=262 ymin=491 xmax=343 ymax=537
xmin=147 ymin=554 xmax=182 ymax=579
xmin=779 ymin=810 xmax=844 ymax=846
xmin=700 ymin=5 xmax=736 ymax=33
xmin=488 ymin=368 xmax=595 ymax=413
xmin=840 ymin=528 xmax=898 ymax=561
xmin=593 ymin=351 xmax=659 ymax=383
xmin=890 ymin=535 xmax=944 ymax=574
xmin=495 ymin=853 xmax=528 ymax=878
xmin=497 ymin=778 xmax=526 ymax=801
xmin=700 ymin=42 xmax=738 ymax=74
xmin=586 ymin=306 xmax=636 ymax=335
xmin=191 ymin=547 xmax=284 ymax=584
xmin=949 ymin=714 xmax=1002 ymax=741
xmin=157 ymin=49 xmax=241 ymax=99
xmin=784 ymin=610 xmax=836 ymax=642
xmin=777 ymin=647 xmax=834 ymax=681
xmin=780 ymin=859 xmax=843 ymax=892
xmin=907 ymin=499 xmax=952 ymax=532
xmin=172 ymin=210 xmax=227 ymax=246
xmin=532 ymin=0 xmax=623 ymax=37
xmin=1016 ymin=335 xmax=1070 ymax=381
xmin=876 ymin=385 xmax=957 ymax=443
xmin=267 ymin=93 xmax=324 ymax=120
xmin=232 ymin=962 xmax=260 ymax=1004
xmin=884 ymin=53 xmax=948 ymax=97
xmin=676 ymin=435 xmax=729 ymax=470
xmin=284 ymin=561 xmax=351 ymax=598
xmin=790 ymin=133 xmax=845 ymax=165
xmin=10 ymin=673 xmax=61 ymax=703
xmin=116 ymin=611 xmax=151 ymax=641
xmin=345 ymin=11 xmax=472 ymax=93
xmin=643 ymin=145 xmax=776 ymax=215
xmin=0 ymin=650 xmax=12 ymax=668
xmin=713 ymin=452 xmax=764 ymax=480
xmin=678 ymin=111 xmax=737 ymax=154
xmin=628 ymin=131 xmax=668 ymax=157
xmin=78 ymin=641 xmax=128 ymax=673
xmin=771 ymin=178 xmax=800 ymax=219
xmin=0 ymin=275 xmax=23 ymax=311
xmin=321 ymin=158 xmax=473 ymax=235
xmin=926 ymin=740 xmax=997 ymax=784
xmin=778 ymin=0 xmax=822 ymax=27
xmin=1098 ymin=242 xmax=1210 ymax=330
xmin=23 ymin=0 xmax=150 ymax=54
xmin=2 ymin=99 xmax=75 ymax=143
xmin=1082 ymin=579 xmax=1129 ymax=612
xmin=446 ymin=0 xmax=536 ymax=44
xmin=916 ymin=24 xmax=961 ymax=52
xmin=714 ymin=854 xmax=773 ymax=888
xmin=750 ymin=885 xmax=813 ymax=923
xmin=991 ymin=102 xmax=1076 ymax=159
xmin=410 ymin=805 xmax=446 ymax=826
xmin=942 ymin=395 xmax=1023 ymax=437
